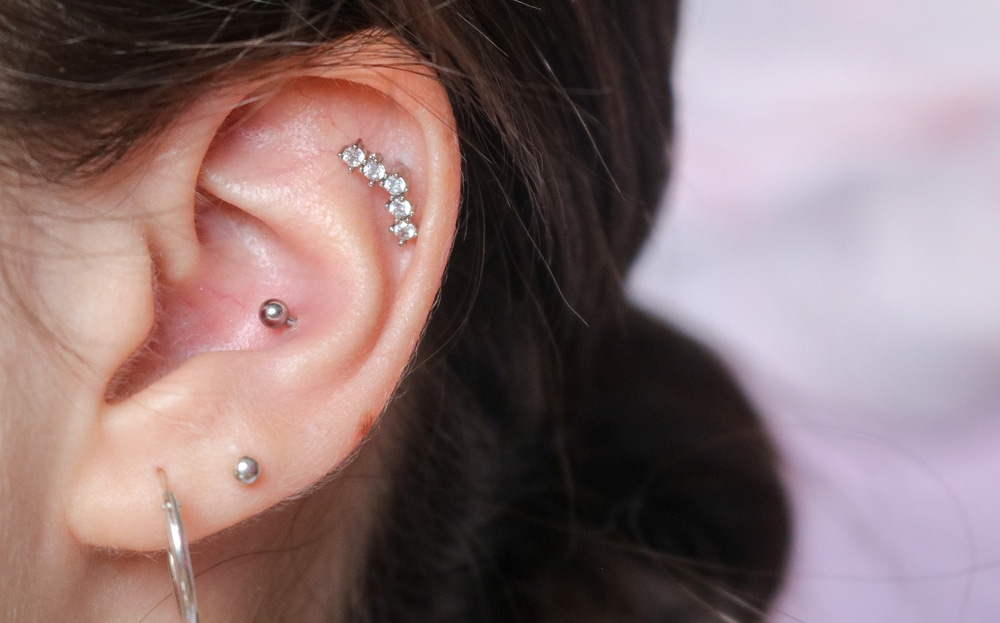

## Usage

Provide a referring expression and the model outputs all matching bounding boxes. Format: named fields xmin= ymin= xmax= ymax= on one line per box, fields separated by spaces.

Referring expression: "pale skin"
xmin=0 ymin=37 xmax=460 ymax=622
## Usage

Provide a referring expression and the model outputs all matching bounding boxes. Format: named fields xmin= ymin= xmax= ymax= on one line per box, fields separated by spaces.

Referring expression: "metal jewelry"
xmin=259 ymin=299 xmax=296 ymax=329
xmin=158 ymin=470 xmax=199 ymax=623
xmin=234 ymin=456 xmax=261 ymax=485
xmin=338 ymin=140 xmax=418 ymax=245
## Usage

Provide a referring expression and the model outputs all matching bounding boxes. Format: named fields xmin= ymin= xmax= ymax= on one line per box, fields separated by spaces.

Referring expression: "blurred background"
xmin=628 ymin=1 xmax=1000 ymax=621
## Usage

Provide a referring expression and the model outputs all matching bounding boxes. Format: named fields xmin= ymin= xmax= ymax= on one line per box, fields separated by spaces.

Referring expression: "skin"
xmin=0 ymin=39 xmax=460 ymax=622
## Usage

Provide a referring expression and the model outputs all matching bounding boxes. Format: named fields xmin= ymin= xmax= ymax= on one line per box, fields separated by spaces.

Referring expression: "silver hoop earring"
xmin=159 ymin=470 xmax=199 ymax=623
xmin=338 ymin=140 xmax=418 ymax=246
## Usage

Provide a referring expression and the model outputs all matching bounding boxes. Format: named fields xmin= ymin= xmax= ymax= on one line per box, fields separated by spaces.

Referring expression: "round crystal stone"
xmin=390 ymin=220 xmax=418 ymax=243
xmin=362 ymin=156 xmax=386 ymax=183
xmin=340 ymin=144 xmax=365 ymax=169
xmin=381 ymin=173 xmax=407 ymax=196
xmin=386 ymin=197 xmax=413 ymax=220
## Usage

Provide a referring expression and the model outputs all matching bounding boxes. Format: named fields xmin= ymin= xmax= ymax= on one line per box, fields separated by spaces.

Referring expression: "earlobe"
xmin=64 ymin=41 xmax=460 ymax=552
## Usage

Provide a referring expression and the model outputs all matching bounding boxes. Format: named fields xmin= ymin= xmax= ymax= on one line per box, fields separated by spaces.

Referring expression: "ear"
xmin=64 ymin=38 xmax=460 ymax=551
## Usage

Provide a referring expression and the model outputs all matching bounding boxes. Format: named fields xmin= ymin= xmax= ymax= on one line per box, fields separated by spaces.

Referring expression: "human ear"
xmin=63 ymin=38 xmax=460 ymax=551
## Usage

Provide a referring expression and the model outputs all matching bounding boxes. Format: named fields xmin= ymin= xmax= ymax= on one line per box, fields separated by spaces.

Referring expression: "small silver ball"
xmin=234 ymin=456 xmax=260 ymax=485
xmin=259 ymin=299 xmax=291 ymax=328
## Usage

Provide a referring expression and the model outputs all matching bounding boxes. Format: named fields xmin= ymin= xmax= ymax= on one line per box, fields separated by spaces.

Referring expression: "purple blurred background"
xmin=628 ymin=2 xmax=1000 ymax=621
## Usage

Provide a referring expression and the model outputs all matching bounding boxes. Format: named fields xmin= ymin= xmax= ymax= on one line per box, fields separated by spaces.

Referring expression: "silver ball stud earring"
xmin=234 ymin=456 xmax=260 ymax=485
xmin=259 ymin=299 xmax=295 ymax=329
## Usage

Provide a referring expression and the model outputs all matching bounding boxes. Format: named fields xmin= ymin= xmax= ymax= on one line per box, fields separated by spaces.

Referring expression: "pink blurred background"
xmin=628 ymin=2 xmax=1000 ymax=621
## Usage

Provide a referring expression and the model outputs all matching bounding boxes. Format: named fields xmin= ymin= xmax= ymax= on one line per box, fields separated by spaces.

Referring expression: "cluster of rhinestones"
xmin=338 ymin=140 xmax=418 ymax=245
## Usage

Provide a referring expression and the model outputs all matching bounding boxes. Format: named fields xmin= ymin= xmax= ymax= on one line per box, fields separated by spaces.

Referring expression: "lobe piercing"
xmin=259 ymin=299 xmax=295 ymax=329
xmin=338 ymin=140 xmax=418 ymax=245
xmin=234 ymin=456 xmax=260 ymax=485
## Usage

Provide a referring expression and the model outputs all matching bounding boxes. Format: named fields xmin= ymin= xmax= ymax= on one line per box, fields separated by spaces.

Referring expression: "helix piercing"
xmin=259 ymin=299 xmax=296 ymax=329
xmin=338 ymin=140 xmax=418 ymax=246
xmin=234 ymin=456 xmax=260 ymax=485
xmin=158 ymin=469 xmax=199 ymax=623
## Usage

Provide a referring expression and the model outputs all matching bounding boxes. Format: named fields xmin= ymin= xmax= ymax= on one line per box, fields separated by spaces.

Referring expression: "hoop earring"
xmin=159 ymin=469 xmax=199 ymax=623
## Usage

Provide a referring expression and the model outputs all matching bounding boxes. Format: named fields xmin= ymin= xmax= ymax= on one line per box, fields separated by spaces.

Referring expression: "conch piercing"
xmin=158 ymin=469 xmax=199 ymax=623
xmin=259 ymin=299 xmax=296 ymax=329
xmin=234 ymin=456 xmax=260 ymax=485
xmin=338 ymin=140 xmax=418 ymax=245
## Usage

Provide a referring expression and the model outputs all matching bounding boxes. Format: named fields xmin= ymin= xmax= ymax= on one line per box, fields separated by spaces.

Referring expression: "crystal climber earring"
xmin=338 ymin=140 xmax=418 ymax=246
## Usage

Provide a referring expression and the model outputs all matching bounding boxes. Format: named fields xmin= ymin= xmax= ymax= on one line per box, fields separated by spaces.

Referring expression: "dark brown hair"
xmin=0 ymin=1 xmax=788 ymax=621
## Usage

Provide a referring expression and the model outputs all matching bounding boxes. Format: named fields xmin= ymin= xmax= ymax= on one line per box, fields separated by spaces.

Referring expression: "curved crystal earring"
xmin=338 ymin=140 xmax=419 ymax=246
xmin=159 ymin=469 xmax=199 ymax=623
